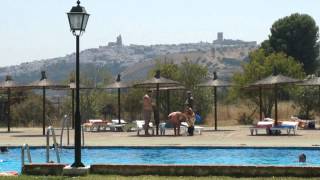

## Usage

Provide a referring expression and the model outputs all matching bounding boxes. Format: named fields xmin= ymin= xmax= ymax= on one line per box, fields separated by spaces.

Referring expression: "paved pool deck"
xmin=1 ymin=126 xmax=319 ymax=147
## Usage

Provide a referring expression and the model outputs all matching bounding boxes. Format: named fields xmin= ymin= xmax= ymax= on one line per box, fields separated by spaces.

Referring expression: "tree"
xmin=268 ymin=13 xmax=319 ymax=74
xmin=231 ymin=49 xmax=305 ymax=118
xmin=292 ymin=87 xmax=318 ymax=120
xmin=150 ymin=59 xmax=211 ymax=119
xmin=11 ymin=94 xmax=55 ymax=127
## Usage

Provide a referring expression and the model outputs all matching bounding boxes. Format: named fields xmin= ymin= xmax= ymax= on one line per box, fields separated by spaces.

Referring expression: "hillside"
xmin=122 ymin=46 xmax=254 ymax=81
xmin=0 ymin=35 xmax=257 ymax=84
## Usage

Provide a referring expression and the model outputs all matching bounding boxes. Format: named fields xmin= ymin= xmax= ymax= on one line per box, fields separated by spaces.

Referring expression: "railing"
xmin=46 ymin=126 xmax=60 ymax=163
xmin=60 ymin=115 xmax=70 ymax=147
xmin=60 ymin=114 xmax=85 ymax=147
xmin=82 ymin=125 xmax=85 ymax=147
xmin=21 ymin=144 xmax=32 ymax=168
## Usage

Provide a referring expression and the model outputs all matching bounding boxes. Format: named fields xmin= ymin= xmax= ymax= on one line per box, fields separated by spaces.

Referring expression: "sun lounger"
xmin=249 ymin=121 xmax=274 ymax=135
xmin=291 ymin=116 xmax=316 ymax=129
xmin=159 ymin=122 xmax=203 ymax=135
xmin=82 ymin=119 xmax=111 ymax=132
xmin=159 ymin=122 xmax=187 ymax=135
xmin=181 ymin=122 xmax=204 ymax=135
xmin=270 ymin=121 xmax=298 ymax=135
xmin=109 ymin=119 xmax=127 ymax=132
xmin=135 ymin=120 xmax=154 ymax=135
xmin=111 ymin=119 xmax=127 ymax=124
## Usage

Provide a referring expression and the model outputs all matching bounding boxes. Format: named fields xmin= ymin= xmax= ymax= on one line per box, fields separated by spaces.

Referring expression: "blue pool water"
xmin=1 ymin=147 xmax=320 ymax=173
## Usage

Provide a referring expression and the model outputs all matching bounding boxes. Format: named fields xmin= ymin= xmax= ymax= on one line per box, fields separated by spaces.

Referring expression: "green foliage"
xmin=150 ymin=59 xmax=211 ymax=118
xmin=60 ymin=69 xmax=116 ymax=123
xmin=292 ymin=87 xmax=318 ymax=119
xmin=231 ymin=49 xmax=305 ymax=118
xmin=11 ymin=93 xmax=55 ymax=127
xmin=237 ymin=113 xmax=254 ymax=125
xmin=178 ymin=59 xmax=208 ymax=90
xmin=123 ymin=88 xmax=144 ymax=120
xmin=267 ymin=13 xmax=319 ymax=74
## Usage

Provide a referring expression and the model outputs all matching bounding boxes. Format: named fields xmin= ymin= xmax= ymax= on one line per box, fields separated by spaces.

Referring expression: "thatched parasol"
xmin=251 ymin=72 xmax=300 ymax=125
xmin=0 ymin=75 xmax=24 ymax=132
xmin=150 ymin=86 xmax=186 ymax=117
xmin=105 ymin=74 xmax=130 ymax=124
xmin=197 ymin=72 xmax=232 ymax=130
xmin=28 ymin=71 xmax=68 ymax=135
xmin=134 ymin=70 xmax=181 ymax=135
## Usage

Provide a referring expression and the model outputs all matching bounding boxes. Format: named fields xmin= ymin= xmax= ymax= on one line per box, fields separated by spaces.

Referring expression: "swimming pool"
xmin=1 ymin=146 xmax=320 ymax=173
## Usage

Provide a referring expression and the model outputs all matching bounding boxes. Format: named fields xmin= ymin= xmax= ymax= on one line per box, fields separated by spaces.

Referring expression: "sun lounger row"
xmin=135 ymin=120 xmax=155 ymax=135
xmin=290 ymin=116 xmax=316 ymax=129
xmin=83 ymin=119 xmax=205 ymax=135
xmin=249 ymin=119 xmax=298 ymax=135
xmin=82 ymin=119 xmax=127 ymax=132
xmin=159 ymin=122 xmax=204 ymax=135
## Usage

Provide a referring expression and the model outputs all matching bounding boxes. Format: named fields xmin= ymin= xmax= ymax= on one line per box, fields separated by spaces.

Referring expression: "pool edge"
xmin=23 ymin=163 xmax=320 ymax=177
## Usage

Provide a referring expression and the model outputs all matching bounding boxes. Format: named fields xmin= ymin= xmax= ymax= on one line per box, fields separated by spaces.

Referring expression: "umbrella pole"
xmin=259 ymin=87 xmax=262 ymax=121
xmin=167 ymin=89 xmax=170 ymax=117
xmin=43 ymin=87 xmax=46 ymax=136
xmin=156 ymin=83 xmax=160 ymax=135
xmin=118 ymin=88 xmax=121 ymax=124
xmin=318 ymin=86 xmax=320 ymax=115
xmin=7 ymin=88 xmax=11 ymax=132
xmin=72 ymin=89 xmax=75 ymax=129
xmin=274 ymin=85 xmax=278 ymax=125
xmin=214 ymin=86 xmax=217 ymax=131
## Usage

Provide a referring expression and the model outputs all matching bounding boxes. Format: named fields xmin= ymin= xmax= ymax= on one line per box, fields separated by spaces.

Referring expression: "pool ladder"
xmin=46 ymin=126 xmax=60 ymax=163
xmin=21 ymin=144 xmax=32 ymax=168
xmin=60 ymin=114 xmax=85 ymax=147
xmin=60 ymin=115 xmax=70 ymax=147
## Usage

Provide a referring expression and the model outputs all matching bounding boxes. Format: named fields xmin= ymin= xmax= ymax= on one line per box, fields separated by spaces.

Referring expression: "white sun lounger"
xmin=249 ymin=121 xmax=274 ymax=135
xmin=135 ymin=120 xmax=154 ymax=135
xmin=82 ymin=119 xmax=111 ymax=132
xmin=159 ymin=122 xmax=188 ymax=136
xmin=181 ymin=122 xmax=204 ymax=135
xmin=269 ymin=121 xmax=299 ymax=135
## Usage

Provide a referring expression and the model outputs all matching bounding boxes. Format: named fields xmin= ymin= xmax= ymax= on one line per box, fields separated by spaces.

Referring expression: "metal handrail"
xmin=46 ymin=126 xmax=60 ymax=163
xmin=60 ymin=115 xmax=70 ymax=147
xmin=82 ymin=125 xmax=85 ymax=147
xmin=21 ymin=144 xmax=32 ymax=168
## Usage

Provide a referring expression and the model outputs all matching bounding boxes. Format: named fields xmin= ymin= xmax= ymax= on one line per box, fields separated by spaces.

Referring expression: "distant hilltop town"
xmin=213 ymin=32 xmax=257 ymax=47
xmin=104 ymin=32 xmax=256 ymax=48
xmin=0 ymin=32 xmax=257 ymax=83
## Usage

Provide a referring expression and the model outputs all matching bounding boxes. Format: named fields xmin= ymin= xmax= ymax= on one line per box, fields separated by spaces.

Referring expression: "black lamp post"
xmin=67 ymin=0 xmax=89 ymax=168
xmin=69 ymin=78 xmax=75 ymax=129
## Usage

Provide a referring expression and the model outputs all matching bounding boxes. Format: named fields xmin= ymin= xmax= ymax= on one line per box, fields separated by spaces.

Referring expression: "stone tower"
xmin=116 ymin=35 xmax=123 ymax=46
xmin=217 ymin=32 xmax=223 ymax=42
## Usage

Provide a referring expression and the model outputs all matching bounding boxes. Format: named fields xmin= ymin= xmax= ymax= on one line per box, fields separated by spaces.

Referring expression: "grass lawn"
xmin=0 ymin=175 xmax=319 ymax=180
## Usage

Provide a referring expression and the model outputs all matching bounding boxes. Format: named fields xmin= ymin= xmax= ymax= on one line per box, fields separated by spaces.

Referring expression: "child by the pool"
xmin=185 ymin=108 xmax=195 ymax=136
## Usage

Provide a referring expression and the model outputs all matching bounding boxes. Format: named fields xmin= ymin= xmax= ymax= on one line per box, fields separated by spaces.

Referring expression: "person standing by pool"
xmin=185 ymin=91 xmax=194 ymax=109
xmin=143 ymin=90 xmax=153 ymax=135
xmin=185 ymin=108 xmax=195 ymax=136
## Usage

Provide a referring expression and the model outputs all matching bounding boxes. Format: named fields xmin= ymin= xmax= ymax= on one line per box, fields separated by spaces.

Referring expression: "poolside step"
xmin=63 ymin=165 xmax=90 ymax=176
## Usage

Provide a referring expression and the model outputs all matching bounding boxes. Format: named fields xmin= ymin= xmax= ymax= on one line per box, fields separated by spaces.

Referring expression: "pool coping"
xmin=16 ymin=145 xmax=320 ymax=176
xmin=6 ymin=145 xmax=320 ymax=149
xmin=22 ymin=163 xmax=320 ymax=177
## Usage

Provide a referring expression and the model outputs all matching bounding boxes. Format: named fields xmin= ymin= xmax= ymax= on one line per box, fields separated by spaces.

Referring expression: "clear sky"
xmin=1 ymin=0 xmax=320 ymax=67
